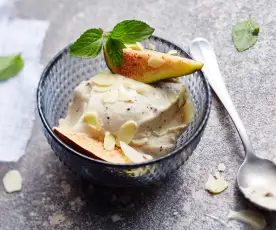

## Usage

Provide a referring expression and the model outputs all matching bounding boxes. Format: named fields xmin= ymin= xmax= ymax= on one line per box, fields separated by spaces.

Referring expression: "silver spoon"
xmin=189 ymin=37 xmax=276 ymax=210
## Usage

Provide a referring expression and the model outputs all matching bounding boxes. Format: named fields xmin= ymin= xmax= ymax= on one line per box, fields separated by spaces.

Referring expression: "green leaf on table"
xmin=106 ymin=38 xmax=126 ymax=66
xmin=0 ymin=54 xmax=24 ymax=81
xmin=232 ymin=16 xmax=260 ymax=52
xmin=70 ymin=28 xmax=103 ymax=58
xmin=111 ymin=20 xmax=154 ymax=44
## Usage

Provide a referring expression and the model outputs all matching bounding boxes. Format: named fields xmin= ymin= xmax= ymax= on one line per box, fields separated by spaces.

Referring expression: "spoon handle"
xmin=189 ymin=38 xmax=254 ymax=155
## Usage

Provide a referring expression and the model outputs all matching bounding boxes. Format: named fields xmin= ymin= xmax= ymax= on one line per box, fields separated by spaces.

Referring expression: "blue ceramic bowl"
xmin=37 ymin=36 xmax=211 ymax=187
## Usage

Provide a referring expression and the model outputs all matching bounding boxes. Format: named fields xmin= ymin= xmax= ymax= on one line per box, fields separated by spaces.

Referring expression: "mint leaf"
xmin=232 ymin=16 xmax=260 ymax=52
xmin=106 ymin=38 xmax=126 ymax=66
xmin=111 ymin=20 xmax=154 ymax=44
xmin=70 ymin=28 xmax=103 ymax=58
xmin=69 ymin=20 xmax=155 ymax=65
xmin=0 ymin=54 xmax=24 ymax=81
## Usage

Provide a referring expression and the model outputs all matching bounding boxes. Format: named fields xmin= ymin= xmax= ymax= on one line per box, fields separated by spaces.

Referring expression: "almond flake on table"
xmin=218 ymin=163 xmax=226 ymax=172
xmin=228 ymin=210 xmax=266 ymax=230
xmin=3 ymin=170 xmax=22 ymax=193
xmin=205 ymin=174 xmax=228 ymax=194
xmin=111 ymin=214 xmax=123 ymax=222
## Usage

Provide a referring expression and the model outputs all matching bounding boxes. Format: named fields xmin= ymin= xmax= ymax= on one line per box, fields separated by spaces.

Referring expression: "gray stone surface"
xmin=1 ymin=0 xmax=276 ymax=229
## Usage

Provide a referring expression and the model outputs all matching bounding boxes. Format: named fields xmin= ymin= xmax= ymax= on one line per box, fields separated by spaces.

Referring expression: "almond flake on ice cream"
xmin=104 ymin=133 xmax=116 ymax=151
xmin=102 ymin=90 xmax=118 ymax=104
xmin=116 ymin=120 xmax=137 ymax=145
xmin=91 ymin=72 xmax=116 ymax=86
xmin=148 ymin=55 xmax=166 ymax=68
xmin=92 ymin=85 xmax=112 ymax=92
xmin=167 ymin=50 xmax=178 ymax=55
xmin=126 ymin=42 xmax=144 ymax=51
xmin=148 ymin=43 xmax=156 ymax=51
xmin=183 ymin=102 xmax=194 ymax=124
xmin=83 ymin=112 xmax=101 ymax=131
xmin=120 ymin=141 xmax=152 ymax=163
xmin=118 ymin=86 xmax=137 ymax=102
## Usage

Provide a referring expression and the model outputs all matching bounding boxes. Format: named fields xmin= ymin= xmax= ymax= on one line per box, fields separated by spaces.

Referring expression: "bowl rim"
xmin=37 ymin=35 xmax=212 ymax=169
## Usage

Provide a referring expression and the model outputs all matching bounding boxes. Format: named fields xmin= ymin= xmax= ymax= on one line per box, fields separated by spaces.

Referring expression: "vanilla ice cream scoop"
xmin=59 ymin=72 xmax=191 ymax=157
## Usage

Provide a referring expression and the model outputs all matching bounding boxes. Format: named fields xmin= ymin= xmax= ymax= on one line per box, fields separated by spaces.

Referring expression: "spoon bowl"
xmin=238 ymin=154 xmax=276 ymax=189
xmin=189 ymin=37 xmax=276 ymax=211
xmin=238 ymin=154 xmax=276 ymax=210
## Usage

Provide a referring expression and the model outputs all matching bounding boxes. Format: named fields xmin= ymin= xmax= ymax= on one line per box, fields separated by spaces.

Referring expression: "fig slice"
xmin=53 ymin=127 xmax=130 ymax=164
xmin=104 ymin=47 xmax=203 ymax=83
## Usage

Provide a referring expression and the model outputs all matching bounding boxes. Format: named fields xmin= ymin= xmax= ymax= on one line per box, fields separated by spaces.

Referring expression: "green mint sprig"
xmin=69 ymin=20 xmax=155 ymax=66
xmin=232 ymin=16 xmax=260 ymax=52
xmin=0 ymin=54 xmax=24 ymax=81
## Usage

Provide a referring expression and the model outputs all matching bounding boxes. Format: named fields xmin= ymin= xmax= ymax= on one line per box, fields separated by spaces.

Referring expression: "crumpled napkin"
xmin=0 ymin=1 xmax=49 ymax=161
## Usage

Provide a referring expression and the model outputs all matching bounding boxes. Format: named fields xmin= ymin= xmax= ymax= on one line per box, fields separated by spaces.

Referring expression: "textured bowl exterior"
xmin=37 ymin=36 xmax=212 ymax=187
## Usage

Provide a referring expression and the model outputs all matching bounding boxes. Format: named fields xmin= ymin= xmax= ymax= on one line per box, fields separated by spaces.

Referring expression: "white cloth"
xmin=0 ymin=0 xmax=49 ymax=161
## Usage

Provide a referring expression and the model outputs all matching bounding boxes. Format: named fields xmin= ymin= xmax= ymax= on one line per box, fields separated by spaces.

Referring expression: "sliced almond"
xmin=58 ymin=118 xmax=68 ymax=128
xmin=178 ymin=88 xmax=189 ymax=107
xmin=167 ymin=50 xmax=178 ymax=55
xmin=228 ymin=210 xmax=266 ymax=230
xmin=183 ymin=102 xmax=194 ymax=124
xmin=102 ymin=90 xmax=118 ymax=104
xmin=104 ymin=133 xmax=116 ymax=151
xmin=206 ymin=214 xmax=229 ymax=227
xmin=168 ymin=93 xmax=178 ymax=103
xmin=148 ymin=43 xmax=156 ymax=51
xmin=118 ymin=86 xmax=137 ymax=102
xmin=126 ymin=42 xmax=144 ymax=51
xmin=92 ymin=85 xmax=112 ymax=92
xmin=214 ymin=171 xmax=221 ymax=179
xmin=116 ymin=120 xmax=137 ymax=145
xmin=83 ymin=112 xmax=101 ymax=131
xmin=3 ymin=170 xmax=22 ymax=193
xmin=131 ymin=137 xmax=149 ymax=146
xmin=142 ymin=153 xmax=153 ymax=161
xmin=205 ymin=174 xmax=228 ymax=194
xmin=148 ymin=55 xmax=166 ymax=68
xmin=126 ymin=83 xmax=150 ymax=96
xmin=218 ymin=163 xmax=226 ymax=172
xmin=120 ymin=141 xmax=147 ymax=163
xmin=91 ymin=73 xmax=116 ymax=86
xmin=126 ymin=44 xmax=137 ymax=49
xmin=135 ymin=42 xmax=144 ymax=51
xmin=111 ymin=214 xmax=123 ymax=222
